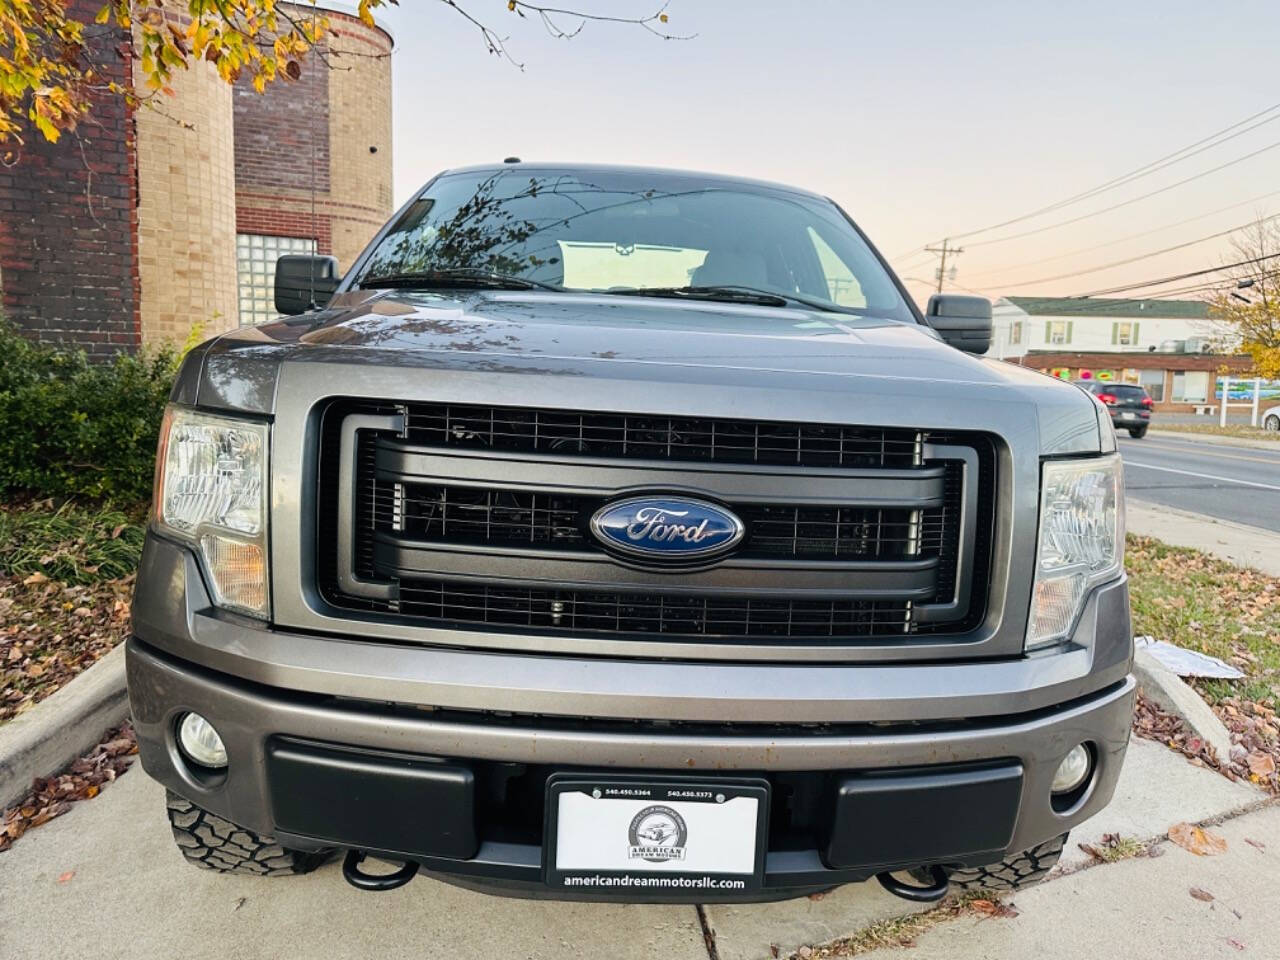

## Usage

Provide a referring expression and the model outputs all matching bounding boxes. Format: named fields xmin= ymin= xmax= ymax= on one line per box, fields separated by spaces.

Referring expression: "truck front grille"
xmin=317 ymin=400 xmax=995 ymax=646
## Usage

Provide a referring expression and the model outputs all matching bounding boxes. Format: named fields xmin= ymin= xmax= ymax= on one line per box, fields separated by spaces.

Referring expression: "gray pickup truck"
xmin=128 ymin=163 xmax=1132 ymax=903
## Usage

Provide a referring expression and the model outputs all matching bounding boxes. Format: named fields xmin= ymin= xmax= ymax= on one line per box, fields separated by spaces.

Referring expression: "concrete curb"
xmin=1146 ymin=428 xmax=1280 ymax=452
xmin=0 ymin=643 xmax=129 ymax=810
xmin=1133 ymin=647 xmax=1234 ymax=762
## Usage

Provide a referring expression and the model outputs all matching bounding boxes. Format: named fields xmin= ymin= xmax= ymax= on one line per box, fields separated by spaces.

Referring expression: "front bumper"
xmin=128 ymin=536 xmax=1135 ymax=901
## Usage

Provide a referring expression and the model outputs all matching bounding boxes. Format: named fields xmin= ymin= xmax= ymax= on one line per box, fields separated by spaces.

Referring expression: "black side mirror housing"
xmin=275 ymin=254 xmax=341 ymax=316
xmin=925 ymin=294 xmax=993 ymax=355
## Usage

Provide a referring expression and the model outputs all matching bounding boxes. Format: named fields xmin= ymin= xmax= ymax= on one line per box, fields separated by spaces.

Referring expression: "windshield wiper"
xmin=358 ymin=268 xmax=563 ymax=292
xmin=605 ymin=285 xmax=855 ymax=313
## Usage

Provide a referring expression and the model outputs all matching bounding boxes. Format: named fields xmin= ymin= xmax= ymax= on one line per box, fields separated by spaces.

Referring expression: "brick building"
xmin=992 ymin=297 xmax=1253 ymax=413
xmin=0 ymin=1 xmax=393 ymax=356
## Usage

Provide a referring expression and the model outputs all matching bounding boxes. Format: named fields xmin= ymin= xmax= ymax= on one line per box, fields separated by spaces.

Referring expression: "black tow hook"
xmin=875 ymin=866 xmax=951 ymax=903
xmin=341 ymin=850 xmax=419 ymax=891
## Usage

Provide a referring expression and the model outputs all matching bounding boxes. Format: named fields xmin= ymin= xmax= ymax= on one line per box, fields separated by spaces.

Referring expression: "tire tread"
xmin=165 ymin=790 xmax=329 ymax=876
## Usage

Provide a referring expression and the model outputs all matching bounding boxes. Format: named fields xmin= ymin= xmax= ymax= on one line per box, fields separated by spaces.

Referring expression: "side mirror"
xmin=924 ymin=294 xmax=992 ymax=354
xmin=274 ymin=254 xmax=341 ymax=316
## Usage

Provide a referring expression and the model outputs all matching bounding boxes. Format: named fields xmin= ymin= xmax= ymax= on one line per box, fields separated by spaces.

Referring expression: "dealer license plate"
xmin=544 ymin=776 xmax=769 ymax=892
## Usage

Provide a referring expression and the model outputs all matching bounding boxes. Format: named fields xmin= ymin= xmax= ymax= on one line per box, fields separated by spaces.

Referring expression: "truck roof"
xmin=430 ymin=161 xmax=831 ymax=203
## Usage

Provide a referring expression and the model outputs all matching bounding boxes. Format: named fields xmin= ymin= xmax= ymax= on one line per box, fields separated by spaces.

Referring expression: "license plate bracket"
xmin=544 ymin=774 xmax=770 ymax=892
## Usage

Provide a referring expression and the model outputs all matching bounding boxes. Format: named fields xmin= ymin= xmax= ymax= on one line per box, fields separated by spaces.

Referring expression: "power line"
xmin=963 ymin=137 xmax=1280 ymax=249
xmin=944 ymin=102 xmax=1280 ymax=243
xmin=965 ymin=188 xmax=1280 ymax=282
xmin=916 ymin=101 xmax=1280 ymax=250
xmin=993 ymin=213 xmax=1280 ymax=289
xmin=1074 ymin=252 xmax=1280 ymax=298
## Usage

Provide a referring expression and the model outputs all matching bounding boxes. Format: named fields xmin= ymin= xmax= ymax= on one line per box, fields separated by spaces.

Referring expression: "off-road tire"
xmin=166 ymin=790 xmax=329 ymax=876
xmin=1127 ymin=427 xmax=1148 ymax=438
xmin=947 ymin=833 xmax=1067 ymax=892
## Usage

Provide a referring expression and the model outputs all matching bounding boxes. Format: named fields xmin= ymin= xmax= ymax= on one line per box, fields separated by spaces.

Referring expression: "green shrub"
xmin=0 ymin=501 xmax=146 ymax=584
xmin=0 ymin=324 xmax=179 ymax=502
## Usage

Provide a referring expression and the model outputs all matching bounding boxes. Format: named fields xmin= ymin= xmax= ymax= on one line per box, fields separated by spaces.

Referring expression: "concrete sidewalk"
xmin=898 ymin=803 xmax=1280 ymax=960
xmin=0 ymin=737 xmax=1267 ymax=960
xmin=1126 ymin=500 xmax=1280 ymax=577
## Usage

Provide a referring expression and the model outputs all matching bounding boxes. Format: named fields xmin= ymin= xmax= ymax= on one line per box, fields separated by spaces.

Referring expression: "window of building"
xmin=1112 ymin=321 xmax=1139 ymax=346
xmin=1171 ymin=370 xmax=1209 ymax=404
xmin=1008 ymin=320 xmax=1022 ymax=346
xmin=236 ymin=234 xmax=317 ymax=326
xmin=1046 ymin=320 xmax=1072 ymax=345
xmin=1137 ymin=369 xmax=1164 ymax=402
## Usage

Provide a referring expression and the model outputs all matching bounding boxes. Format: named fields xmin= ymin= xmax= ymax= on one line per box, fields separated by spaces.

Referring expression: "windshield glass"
xmin=355 ymin=167 xmax=914 ymax=321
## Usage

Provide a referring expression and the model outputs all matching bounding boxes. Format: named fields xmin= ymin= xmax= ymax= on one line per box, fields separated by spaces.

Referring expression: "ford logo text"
xmin=590 ymin=497 xmax=745 ymax=561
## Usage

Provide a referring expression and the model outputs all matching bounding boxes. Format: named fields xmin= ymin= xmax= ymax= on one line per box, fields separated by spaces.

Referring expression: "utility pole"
xmin=925 ymin=238 xmax=963 ymax=294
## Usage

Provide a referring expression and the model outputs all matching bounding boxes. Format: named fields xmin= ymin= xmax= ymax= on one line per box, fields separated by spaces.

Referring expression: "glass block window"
xmin=236 ymin=234 xmax=317 ymax=326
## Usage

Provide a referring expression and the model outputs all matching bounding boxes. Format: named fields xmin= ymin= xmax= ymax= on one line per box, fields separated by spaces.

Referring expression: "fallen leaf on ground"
xmin=1227 ymin=938 xmax=1246 ymax=951
xmin=1189 ymin=887 xmax=1215 ymax=902
xmin=22 ymin=572 xmax=47 ymax=585
xmin=969 ymin=899 xmax=1019 ymax=919
xmin=1248 ymin=752 xmax=1276 ymax=777
xmin=1169 ymin=822 xmax=1228 ymax=856
xmin=1244 ymin=838 xmax=1266 ymax=851
xmin=0 ymin=722 xmax=136 ymax=853
xmin=56 ymin=870 xmax=74 ymax=883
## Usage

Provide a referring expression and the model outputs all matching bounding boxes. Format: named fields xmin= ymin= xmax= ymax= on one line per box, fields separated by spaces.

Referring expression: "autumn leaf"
xmin=1248 ymin=752 xmax=1277 ymax=777
xmin=1189 ymin=887 xmax=1215 ymax=902
xmin=1168 ymin=822 xmax=1228 ymax=856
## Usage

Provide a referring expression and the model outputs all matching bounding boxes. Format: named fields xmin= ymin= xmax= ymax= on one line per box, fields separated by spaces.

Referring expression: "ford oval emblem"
xmin=590 ymin=496 xmax=745 ymax=562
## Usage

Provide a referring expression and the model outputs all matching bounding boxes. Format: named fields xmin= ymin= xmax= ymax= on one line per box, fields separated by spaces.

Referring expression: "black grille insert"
xmin=401 ymin=403 xmax=923 ymax=469
xmin=317 ymin=400 xmax=996 ymax=643
xmin=395 ymin=580 xmax=913 ymax=639
xmin=369 ymin=484 xmax=924 ymax=561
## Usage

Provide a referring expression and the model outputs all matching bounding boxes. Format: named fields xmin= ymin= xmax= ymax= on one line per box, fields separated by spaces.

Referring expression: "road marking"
xmin=1120 ymin=440 xmax=1280 ymax=466
xmin=1122 ymin=460 xmax=1280 ymax=491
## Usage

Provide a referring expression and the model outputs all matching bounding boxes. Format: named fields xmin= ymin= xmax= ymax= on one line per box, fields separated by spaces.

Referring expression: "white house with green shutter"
xmin=989 ymin=297 xmax=1228 ymax=361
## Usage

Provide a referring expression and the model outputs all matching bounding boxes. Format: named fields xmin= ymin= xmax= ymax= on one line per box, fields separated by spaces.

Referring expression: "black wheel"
xmin=1265 ymin=414 xmax=1280 ymax=432
xmin=1128 ymin=427 xmax=1147 ymax=438
xmin=947 ymin=833 xmax=1067 ymax=892
xmin=166 ymin=790 xmax=330 ymax=876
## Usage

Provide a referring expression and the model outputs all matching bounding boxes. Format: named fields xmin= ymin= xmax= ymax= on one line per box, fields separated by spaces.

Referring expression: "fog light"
xmin=177 ymin=712 xmax=228 ymax=768
xmin=1051 ymin=743 xmax=1091 ymax=794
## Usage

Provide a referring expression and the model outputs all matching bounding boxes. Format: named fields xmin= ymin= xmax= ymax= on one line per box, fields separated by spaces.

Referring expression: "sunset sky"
xmin=369 ymin=0 xmax=1280 ymax=308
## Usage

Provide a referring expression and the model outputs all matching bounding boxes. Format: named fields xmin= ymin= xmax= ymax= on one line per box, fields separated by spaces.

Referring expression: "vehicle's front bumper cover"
xmin=128 ymin=535 xmax=1135 ymax=901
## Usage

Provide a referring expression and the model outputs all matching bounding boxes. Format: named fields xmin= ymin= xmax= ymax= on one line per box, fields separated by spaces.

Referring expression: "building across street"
xmin=992 ymin=296 xmax=1253 ymax=413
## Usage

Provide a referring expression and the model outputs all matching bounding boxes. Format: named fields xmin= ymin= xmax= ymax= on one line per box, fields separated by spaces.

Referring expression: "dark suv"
xmin=1075 ymin=381 xmax=1153 ymax=438
xmin=128 ymin=164 xmax=1132 ymax=904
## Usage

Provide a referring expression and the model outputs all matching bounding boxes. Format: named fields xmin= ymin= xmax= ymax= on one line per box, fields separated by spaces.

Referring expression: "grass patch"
xmin=1077 ymin=833 xmax=1147 ymax=863
xmin=0 ymin=501 xmax=146 ymax=585
xmin=1151 ymin=423 xmax=1280 ymax=442
xmin=1127 ymin=534 xmax=1280 ymax=709
xmin=790 ymin=892 xmax=999 ymax=958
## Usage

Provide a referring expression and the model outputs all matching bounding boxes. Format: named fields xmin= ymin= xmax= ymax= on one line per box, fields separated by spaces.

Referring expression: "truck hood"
xmin=186 ymin=290 xmax=1105 ymax=454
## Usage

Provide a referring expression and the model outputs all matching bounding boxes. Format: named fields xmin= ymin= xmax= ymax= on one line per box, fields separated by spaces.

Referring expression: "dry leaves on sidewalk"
xmin=0 ymin=721 xmax=137 ymax=853
xmin=1168 ymin=822 xmax=1228 ymax=857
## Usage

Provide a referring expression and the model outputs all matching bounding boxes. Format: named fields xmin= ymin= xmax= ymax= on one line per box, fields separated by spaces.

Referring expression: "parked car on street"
xmin=129 ymin=163 xmax=1132 ymax=905
xmin=1263 ymin=403 xmax=1280 ymax=431
xmin=1075 ymin=380 xmax=1154 ymax=438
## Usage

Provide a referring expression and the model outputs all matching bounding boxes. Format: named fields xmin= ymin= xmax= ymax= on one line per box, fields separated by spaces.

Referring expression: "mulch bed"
xmin=0 ymin=720 xmax=137 ymax=853
xmin=0 ymin=573 xmax=133 ymax=723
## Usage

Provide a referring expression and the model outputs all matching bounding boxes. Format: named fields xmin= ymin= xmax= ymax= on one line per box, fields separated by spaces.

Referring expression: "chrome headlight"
xmin=1027 ymin=454 xmax=1124 ymax=649
xmin=155 ymin=407 xmax=270 ymax=618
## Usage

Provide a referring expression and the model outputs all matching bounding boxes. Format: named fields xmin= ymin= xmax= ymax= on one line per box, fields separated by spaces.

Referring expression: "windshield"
xmin=355 ymin=167 xmax=915 ymax=321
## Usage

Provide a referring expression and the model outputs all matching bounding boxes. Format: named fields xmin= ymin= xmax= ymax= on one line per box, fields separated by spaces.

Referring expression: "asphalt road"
xmin=1117 ymin=432 xmax=1280 ymax=532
